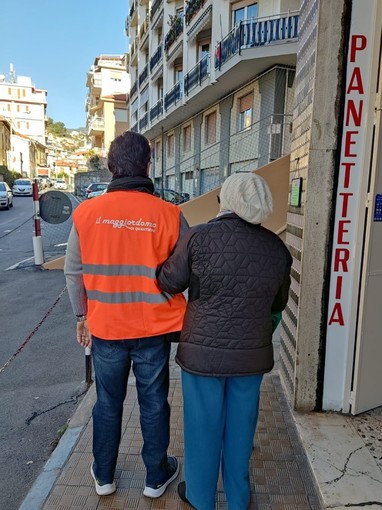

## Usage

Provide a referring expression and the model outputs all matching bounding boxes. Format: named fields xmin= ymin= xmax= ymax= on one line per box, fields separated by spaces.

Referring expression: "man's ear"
xmin=145 ymin=161 xmax=151 ymax=176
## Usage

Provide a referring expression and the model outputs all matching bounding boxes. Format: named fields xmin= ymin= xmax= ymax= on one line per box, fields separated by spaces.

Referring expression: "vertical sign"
xmin=324 ymin=0 xmax=378 ymax=411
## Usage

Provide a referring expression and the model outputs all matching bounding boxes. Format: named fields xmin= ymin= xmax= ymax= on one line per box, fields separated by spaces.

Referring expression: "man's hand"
xmin=76 ymin=320 xmax=91 ymax=348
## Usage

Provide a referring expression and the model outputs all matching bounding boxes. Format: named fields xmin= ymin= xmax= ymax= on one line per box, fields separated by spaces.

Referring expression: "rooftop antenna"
xmin=9 ymin=63 xmax=16 ymax=83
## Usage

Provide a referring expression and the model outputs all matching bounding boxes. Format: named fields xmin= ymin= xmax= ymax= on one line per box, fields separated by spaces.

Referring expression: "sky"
xmin=0 ymin=0 xmax=128 ymax=129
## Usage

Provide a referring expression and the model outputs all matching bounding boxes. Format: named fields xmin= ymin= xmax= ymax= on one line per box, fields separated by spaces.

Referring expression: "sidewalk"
xmin=20 ymin=340 xmax=382 ymax=510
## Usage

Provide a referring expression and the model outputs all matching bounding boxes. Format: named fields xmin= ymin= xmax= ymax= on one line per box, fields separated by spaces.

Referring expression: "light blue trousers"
xmin=181 ymin=370 xmax=263 ymax=510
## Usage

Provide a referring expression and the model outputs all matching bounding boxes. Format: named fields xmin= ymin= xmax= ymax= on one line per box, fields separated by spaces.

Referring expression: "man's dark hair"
xmin=108 ymin=131 xmax=151 ymax=177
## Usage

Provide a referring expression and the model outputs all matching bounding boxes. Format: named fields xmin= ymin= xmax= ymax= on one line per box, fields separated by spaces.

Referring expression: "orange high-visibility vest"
xmin=73 ymin=190 xmax=187 ymax=340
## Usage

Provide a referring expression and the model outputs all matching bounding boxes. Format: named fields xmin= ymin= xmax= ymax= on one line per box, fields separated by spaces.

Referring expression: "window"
xmin=232 ymin=1 xmax=258 ymax=25
xmin=198 ymin=42 xmax=210 ymax=60
xmin=155 ymin=140 xmax=161 ymax=161
xmin=16 ymin=105 xmax=20 ymax=112
xmin=8 ymin=87 xmax=11 ymax=95
xmin=185 ymin=171 xmax=193 ymax=180
xmin=167 ymin=133 xmax=174 ymax=158
xmin=205 ymin=111 xmax=217 ymax=145
xmin=175 ymin=65 xmax=183 ymax=84
xmin=238 ymin=93 xmax=253 ymax=130
xmin=183 ymin=125 xmax=191 ymax=152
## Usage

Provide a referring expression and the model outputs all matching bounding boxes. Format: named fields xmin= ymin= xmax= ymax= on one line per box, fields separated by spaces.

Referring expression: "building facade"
xmin=86 ymin=55 xmax=130 ymax=152
xmin=126 ymin=0 xmax=382 ymax=417
xmin=0 ymin=117 xmax=11 ymax=167
xmin=126 ymin=0 xmax=300 ymax=196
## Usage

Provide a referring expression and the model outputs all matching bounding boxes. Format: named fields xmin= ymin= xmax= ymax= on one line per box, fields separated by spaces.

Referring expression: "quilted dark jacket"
xmin=157 ymin=213 xmax=292 ymax=376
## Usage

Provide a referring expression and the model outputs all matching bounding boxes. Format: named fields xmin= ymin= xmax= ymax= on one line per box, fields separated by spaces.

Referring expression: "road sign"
xmin=39 ymin=191 xmax=72 ymax=224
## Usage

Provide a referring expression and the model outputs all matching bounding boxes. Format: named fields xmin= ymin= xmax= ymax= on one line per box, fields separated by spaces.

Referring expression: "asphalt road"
xmin=0 ymin=194 xmax=89 ymax=510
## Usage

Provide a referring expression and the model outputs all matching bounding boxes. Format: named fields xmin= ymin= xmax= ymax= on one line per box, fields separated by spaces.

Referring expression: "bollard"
xmin=32 ymin=180 xmax=44 ymax=265
xmin=85 ymin=346 xmax=93 ymax=385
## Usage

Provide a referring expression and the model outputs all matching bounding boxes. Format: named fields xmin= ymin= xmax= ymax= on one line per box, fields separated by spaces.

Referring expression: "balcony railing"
xmin=130 ymin=80 xmax=138 ymax=98
xmin=139 ymin=112 xmax=149 ymax=130
xmin=185 ymin=0 xmax=207 ymax=25
xmin=164 ymin=80 xmax=183 ymax=110
xmin=150 ymin=0 xmax=162 ymax=21
xmin=150 ymin=44 xmax=163 ymax=73
xmin=89 ymin=117 xmax=105 ymax=133
xmin=150 ymin=98 xmax=163 ymax=121
xmin=184 ymin=54 xmax=210 ymax=96
xmin=139 ymin=16 xmax=149 ymax=42
xmin=164 ymin=14 xmax=184 ymax=53
xmin=215 ymin=12 xmax=299 ymax=70
xmin=129 ymin=1 xmax=136 ymax=18
xmin=139 ymin=64 xmax=149 ymax=86
xmin=93 ymin=76 xmax=102 ymax=88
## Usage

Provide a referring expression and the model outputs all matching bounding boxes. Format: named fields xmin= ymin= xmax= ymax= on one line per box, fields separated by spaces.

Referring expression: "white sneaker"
xmin=90 ymin=463 xmax=116 ymax=496
xmin=143 ymin=456 xmax=180 ymax=498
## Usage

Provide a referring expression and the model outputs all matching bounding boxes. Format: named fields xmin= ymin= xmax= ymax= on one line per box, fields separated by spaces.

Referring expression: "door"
xmin=351 ymin=51 xmax=382 ymax=414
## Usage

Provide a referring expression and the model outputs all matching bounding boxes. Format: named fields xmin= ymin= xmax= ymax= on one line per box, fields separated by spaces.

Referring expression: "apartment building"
xmin=86 ymin=55 xmax=130 ymax=153
xmin=0 ymin=117 xmax=11 ymax=167
xmin=0 ymin=72 xmax=47 ymax=145
xmin=126 ymin=0 xmax=300 ymax=197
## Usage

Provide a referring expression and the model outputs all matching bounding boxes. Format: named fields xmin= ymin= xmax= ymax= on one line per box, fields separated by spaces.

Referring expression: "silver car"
xmin=12 ymin=178 xmax=33 ymax=196
xmin=0 ymin=182 xmax=13 ymax=209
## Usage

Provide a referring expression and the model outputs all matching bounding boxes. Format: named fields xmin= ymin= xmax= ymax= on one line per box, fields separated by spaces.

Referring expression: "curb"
xmin=19 ymin=384 xmax=96 ymax=510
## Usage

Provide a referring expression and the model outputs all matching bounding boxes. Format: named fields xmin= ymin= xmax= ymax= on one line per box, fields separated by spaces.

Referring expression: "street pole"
xmin=32 ymin=180 xmax=44 ymax=265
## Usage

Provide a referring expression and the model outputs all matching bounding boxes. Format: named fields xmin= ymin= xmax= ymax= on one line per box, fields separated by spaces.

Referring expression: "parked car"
xmin=86 ymin=182 xmax=109 ymax=198
xmin=12 ymin=178 xmax=33 ymax=196
xmin=0 ymin=182 xmax=14 ymax=209
xmin=87 ymin=188 xmax=107 ymax=199
xmin=154 ymin=188 xmax=190 ymax=204
xmin=54 ymin=179 xmax=68 ymax=190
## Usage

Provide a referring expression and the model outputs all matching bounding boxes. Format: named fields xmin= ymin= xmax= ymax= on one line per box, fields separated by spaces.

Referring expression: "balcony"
xmin=185 ymin=0 xmax=207 ymax=25
xmin=150 ymin=99 xmax=163 ymax=122
xmin=164 ymin=14 xmax=184 ymax=53
xmin=184 ymin=54 xmax=210 ymax=96
xmin=88 ymin=116 xmax=105 ymax=136
xmin=130 ymin=36 xmax=139 ymax=62
xmin=130 ymin=80 xmax=138 ymax=98
xmin=150 ymin=0 xmax=163 ymax=21
xmin=139 ymin=64 xmax=149 ymax=87
xmin=129 ymin=1 xmax=138 ymax=26
xmin=139 ymin=16 xmax=150 ymax=47
xmin=215 ymin=12 xmax=299 ymax=70
xmin=150 ymin=44 xmax=163 ymax=73
xmin=164 ymin=80 xmax=183 ymax=111
xmin=139 ymin=112 xmax=149 ymax=131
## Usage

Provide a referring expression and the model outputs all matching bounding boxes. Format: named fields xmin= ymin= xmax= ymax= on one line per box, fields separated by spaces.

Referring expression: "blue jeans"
xmin=91 ymin=335 xmax=171 ymax=486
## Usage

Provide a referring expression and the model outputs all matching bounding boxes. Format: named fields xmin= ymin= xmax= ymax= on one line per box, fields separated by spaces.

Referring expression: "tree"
xmin=47 ymin=117 xmax=68 ymax=137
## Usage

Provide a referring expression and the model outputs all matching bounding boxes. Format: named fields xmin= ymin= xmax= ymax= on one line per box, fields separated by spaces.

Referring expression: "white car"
xmin=54 ymin=179 xmax=68 ymax=190
xmin=12 ymin=178 xmax=33 ymax=196
xmin=0 ymin=182 xmax=13 ymax=209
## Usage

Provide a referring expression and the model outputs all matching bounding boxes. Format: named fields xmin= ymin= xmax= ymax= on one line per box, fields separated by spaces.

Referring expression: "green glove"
xmin=271 ymin=312 xmax=282 ymax=333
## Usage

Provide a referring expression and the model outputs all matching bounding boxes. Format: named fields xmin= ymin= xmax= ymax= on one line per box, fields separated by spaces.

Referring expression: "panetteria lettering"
xmin=328 ymin=34 xmax=367 ymax=326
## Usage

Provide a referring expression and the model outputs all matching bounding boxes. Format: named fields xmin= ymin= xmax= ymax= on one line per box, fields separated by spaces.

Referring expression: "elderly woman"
xmin=157 ymin=172 xmax=292 ymax=510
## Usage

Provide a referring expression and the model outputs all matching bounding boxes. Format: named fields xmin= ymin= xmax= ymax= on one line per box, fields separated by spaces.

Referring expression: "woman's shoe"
xmin=177 ymin=481 xmax=196 ymax=508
